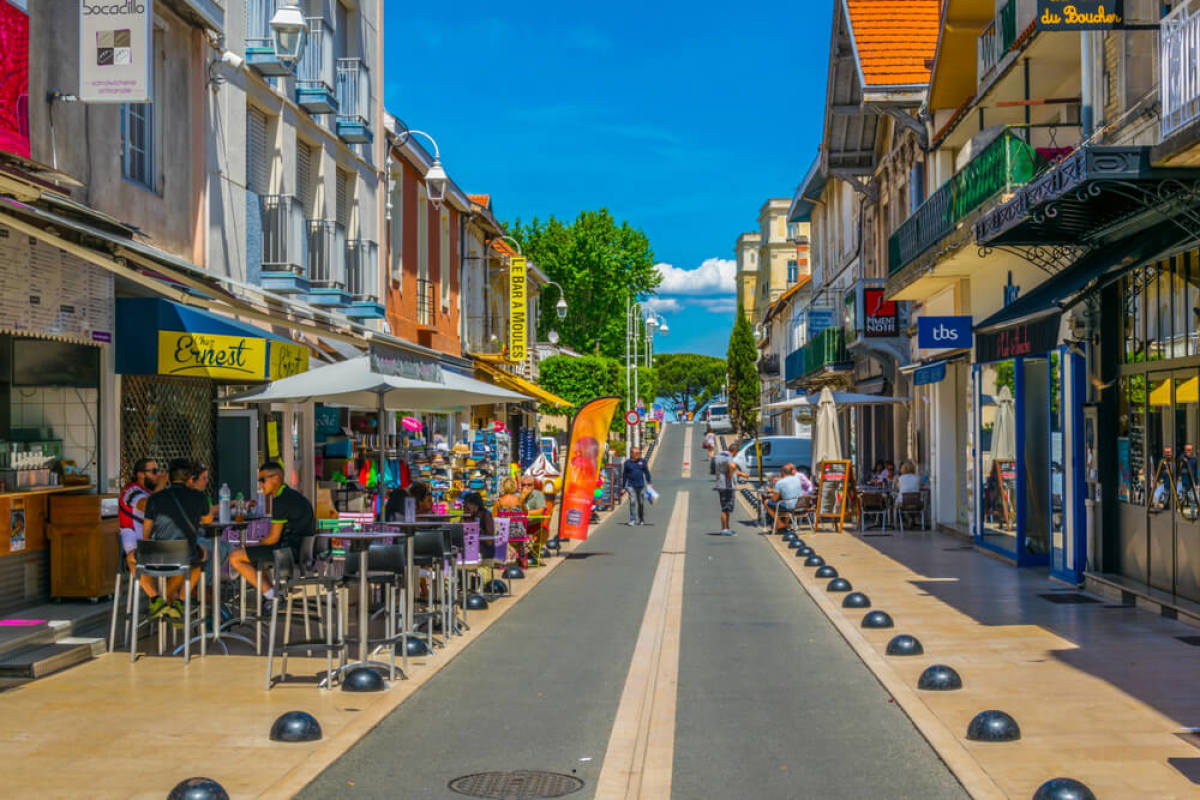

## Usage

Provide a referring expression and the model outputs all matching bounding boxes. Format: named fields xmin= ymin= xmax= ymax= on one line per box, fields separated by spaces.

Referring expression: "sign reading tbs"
xmin=917 ymin=316 xmax=973 ymax=349
xmin=79 ymin=1 xmax=152 ymax=103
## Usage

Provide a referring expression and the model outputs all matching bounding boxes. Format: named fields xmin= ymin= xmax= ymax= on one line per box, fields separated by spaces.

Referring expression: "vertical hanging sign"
xmin=508 ymin=255 xmax=527 ymax=363
xmin=79 ymin=0 xmax=152 ymax=103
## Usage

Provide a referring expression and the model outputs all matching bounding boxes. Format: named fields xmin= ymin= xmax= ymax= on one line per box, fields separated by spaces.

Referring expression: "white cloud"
xmin=655 ymin=258 xmax=736 ymax=295
xmin=695 ymin=297 xmax=738 ymax=314
xmin=643 ymin=297 xmax=683 ymax=313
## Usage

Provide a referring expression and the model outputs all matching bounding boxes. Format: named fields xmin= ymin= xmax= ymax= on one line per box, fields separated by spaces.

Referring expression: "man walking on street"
xmin=622 ymin=446 xmax=653 ymax=526
xmin=714 ymin=446 xmax=749 ymax=535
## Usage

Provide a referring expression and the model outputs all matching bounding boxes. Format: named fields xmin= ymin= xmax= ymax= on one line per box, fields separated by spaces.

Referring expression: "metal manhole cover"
xmin=448 ymin=770 xmax=584 ymax=799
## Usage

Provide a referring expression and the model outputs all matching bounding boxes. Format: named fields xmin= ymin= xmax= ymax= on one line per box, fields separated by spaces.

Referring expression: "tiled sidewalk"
xmin=764 ymin=525 xmax=1200 ymax=799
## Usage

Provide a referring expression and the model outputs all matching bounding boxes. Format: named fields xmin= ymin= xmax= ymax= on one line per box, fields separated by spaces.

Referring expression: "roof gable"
xmin=845 ymin=0 xmax=939 ymax=88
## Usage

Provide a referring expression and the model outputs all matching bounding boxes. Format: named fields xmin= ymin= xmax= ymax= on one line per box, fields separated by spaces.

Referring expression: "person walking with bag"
xmin=622 ymin=447 xmax=653 ymax=526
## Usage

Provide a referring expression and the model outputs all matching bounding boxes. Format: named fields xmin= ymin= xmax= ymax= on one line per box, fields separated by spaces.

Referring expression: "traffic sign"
xmin=624 ymin=410 xmax=639 ymax=426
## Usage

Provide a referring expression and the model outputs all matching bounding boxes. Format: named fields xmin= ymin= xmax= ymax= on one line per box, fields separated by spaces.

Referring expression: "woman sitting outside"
xmin=493 ymin=477 xmax=525 ymax=514
xmin=461 ymin=491 xmax=498 ymax=585
xmin=896 ymin=461 xmax=921 ymax=495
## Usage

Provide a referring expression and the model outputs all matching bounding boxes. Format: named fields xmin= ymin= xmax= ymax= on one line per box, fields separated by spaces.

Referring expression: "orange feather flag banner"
xmin=557 ymin=396 xmax=621 ymax=541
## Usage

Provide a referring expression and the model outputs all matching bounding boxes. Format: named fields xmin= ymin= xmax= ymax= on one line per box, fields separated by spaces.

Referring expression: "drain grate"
xmin=448 ymin=770 xmax=584 ymax=799
xmin=1176 ymin=636 xmax=1200 ymax=647
xmin=1038 ymin=593 xmax=1100 ymax=604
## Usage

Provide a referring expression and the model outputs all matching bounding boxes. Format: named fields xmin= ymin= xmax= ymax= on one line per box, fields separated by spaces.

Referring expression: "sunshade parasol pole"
xmin=377 ymin=391 xmax=387 ymax=510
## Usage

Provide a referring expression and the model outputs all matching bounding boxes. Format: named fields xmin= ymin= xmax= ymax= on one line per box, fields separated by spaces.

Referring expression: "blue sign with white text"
xmin=917 ymin=316 xmax=973 ymax=349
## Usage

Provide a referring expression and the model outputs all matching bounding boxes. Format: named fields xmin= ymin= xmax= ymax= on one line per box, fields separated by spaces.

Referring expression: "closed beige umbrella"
xmin=813 ymin=387 xmax=842 ymax=468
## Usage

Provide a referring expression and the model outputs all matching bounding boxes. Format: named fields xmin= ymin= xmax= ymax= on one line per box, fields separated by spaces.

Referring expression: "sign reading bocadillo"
xmin=79 ymin=1 xmax=152 ymax=103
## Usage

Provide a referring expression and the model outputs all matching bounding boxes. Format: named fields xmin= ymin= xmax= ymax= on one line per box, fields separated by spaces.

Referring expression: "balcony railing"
xmin=785 ymin=327 xmax=849 ymax=382
xmin=335 ymin=58 xmax=372 ymax=143
xmin=888 ymin=129 xmax=1043 ymax=275
xmin=1162 ymin=1 xmax=1200 ymax=140
xmin=759 ymin=354 xmax=780 ymax=376
xmin=260 ymin=195 xmax=307 ymax=276
xmin=244 ymin=0 xmax=291 ymax=77
xmin=977 ymin=0 xmax=1017 ymax=85
xmin=416 ymin=277 xmax=435 ymax=327
xmin=307 ymin=220 xmax=346 ymax=291
xmin=346 ymin=240 xmax=378 ymax=301
xmin=296 ymin=18 xmax=337 ymax=114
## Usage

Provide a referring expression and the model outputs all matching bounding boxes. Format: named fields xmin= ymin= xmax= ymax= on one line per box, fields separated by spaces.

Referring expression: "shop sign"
xmin=975 ymin=313 xmax=1061 ymax=362
xmin=269 ymin=341 xmax=309 ymax=380
xmin=913 ymin=361 xmax=947 ymax=387
xmin=78 ymin=0 xmax=152 ymax=103
xmin=864 ymin=288 xmax=898 ymax=337
xmin=369 ymin=343 xmax=443 ymax=383
xmin=807 ymin=307 xmax=835 ymax=339
xmin=917 ymin=316 xmax=973 ymax=349
xmin=508 ymin=256 xmax=527 ymax=363
xmin=157 ymin=331 xmax=266 ymax=379
xmin=1036 ymin=0 xmax=1124 ymax=30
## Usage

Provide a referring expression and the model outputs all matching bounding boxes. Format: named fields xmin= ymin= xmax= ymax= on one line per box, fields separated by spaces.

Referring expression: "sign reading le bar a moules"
xmin=79 ymin=1 xmax=152 ymax=102
xmin=508 ymin=256 xmax=527 ymax=363
xmin=1036 ymin=0 xmax=1124 ymax=30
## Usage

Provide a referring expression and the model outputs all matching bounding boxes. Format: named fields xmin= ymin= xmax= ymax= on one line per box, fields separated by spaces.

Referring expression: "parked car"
xmin=706 ymin=403 xmax=733 ymax=433
xmin=540 ymin=436 xmax=560 ymax=465
xmin=731 ymin=436 xmax=813 ymax=479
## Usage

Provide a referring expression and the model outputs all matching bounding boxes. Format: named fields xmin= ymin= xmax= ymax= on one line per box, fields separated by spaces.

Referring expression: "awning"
xmin=901 ymin=351 xmax=968 ymax=387
xmin=974 ymin=217 xmax=1194 ymax=335
xmin=116 ymin=297 xmax=309 ymax=382
xmin=474 ymin=359 xmax=572 ymax=409
xmin=762 ymin=391 xmax=906 ymax=410
xmin=227 ymin=356 xmax=533 ymax=409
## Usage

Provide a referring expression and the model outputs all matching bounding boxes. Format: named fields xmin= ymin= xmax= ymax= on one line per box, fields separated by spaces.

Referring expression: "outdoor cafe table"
xmin=186 ymin=517 xmax=268 ymax=655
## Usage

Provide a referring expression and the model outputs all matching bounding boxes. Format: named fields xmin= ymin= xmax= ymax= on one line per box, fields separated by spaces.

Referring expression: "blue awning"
xmin=116 ymin=298 xmax=308 ymax=381
xmin=913 ymin=361 xmax=946 ymax=386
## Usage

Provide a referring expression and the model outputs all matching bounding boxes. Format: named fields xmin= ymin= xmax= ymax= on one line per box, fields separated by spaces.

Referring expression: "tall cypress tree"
xmin=726 ymin=303 xmax=760 ymax=435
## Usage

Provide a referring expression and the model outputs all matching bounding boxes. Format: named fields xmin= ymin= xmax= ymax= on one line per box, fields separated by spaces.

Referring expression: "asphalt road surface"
xmin=299 ymin=423 xmax=967 ymax=800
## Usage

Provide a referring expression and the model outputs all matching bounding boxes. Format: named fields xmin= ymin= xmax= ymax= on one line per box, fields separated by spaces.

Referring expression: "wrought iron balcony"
xmin=335 ymin=58 xmax=372 ymax=144
xmin=345 ymin=240 xmax=383 ymax=319
xmin=259 ymin=194 xmax=309 ymax=293
xmin=296 ymin=18 xmax=337 ymax=114
xmin=977 ymin=0 xmax=1018 ymax=86
xmin=416 ymin=277 xmax=435 ymax=327
xmin=1162 ymin=1 xmax=1200 ymax=140
xmin=888 ymin=129 xmax=1043 ymax=275
xmin=305 ymin=220 xmax=347 ymax=305
xmin=244 ymin=0 xmax=291 ymax=77
xmin=758 ymin=353 xmax=780 ymax=376
xmin=785 ymin=327 xmax=849 ymax=383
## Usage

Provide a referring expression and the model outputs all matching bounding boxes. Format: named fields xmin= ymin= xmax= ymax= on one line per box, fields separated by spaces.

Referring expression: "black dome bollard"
xmin=917 ymin=664 xmax=962 ymax=691
xmin=966 ymin=710 xmax=1021 ymax=742
xmin=885 ymin=634 xmax=924 ymax=656
xmin=814 ymin=565 xmax=838 ymax=579
xmin=1032 ymin=778 xmax=1097 ymax=800
xmin=269 ymin=711 xmax=322 ymax=743
xmin=341 ymin=666 xmax=386 ymax=693
xmin=827 ymin=577 xmax=852 ymax=592
xmin=842 ymin=592 xmax=871 ymax=608
xmin=861 ymin=610 xmax=894 ymax=628
xmin=485 ymin=579 xmax=508 ymax=594
xmin=793 ymin=538 xmax=807 ymax=549
xmin=167 ymin=778 xmax=230 ymax=800
xmin=466 ymin=593 xmax=489 ymax=610
xmin=786 ymin=537 xmax=802 ymax=549
xmin=503 ymin=565 xmax=525 ymax=580
xmin=545 ymin=538 xmax=562 ymax=551
xmin=395 ymin=635 xmax=431 ymax=657
xmin=796 ymin=545 xmax=814 ymax=556
xmin=804 ymin=555 xmax=825 ymax=567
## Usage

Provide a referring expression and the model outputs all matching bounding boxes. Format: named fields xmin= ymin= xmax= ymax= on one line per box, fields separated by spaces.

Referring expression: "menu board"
xmin=0 ymin=226 xmax=113 ymax=342
xmin=816 ymin=460 xmax=853 ymax=531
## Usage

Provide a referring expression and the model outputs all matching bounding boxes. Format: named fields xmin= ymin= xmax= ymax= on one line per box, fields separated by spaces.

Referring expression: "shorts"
xmin=718 ymin=489 xmax=735 ymax=513
xmin=246 ymin=544 xmax=281 ymax=568
xmin=120 ymin=528 xmax=139 ymax=554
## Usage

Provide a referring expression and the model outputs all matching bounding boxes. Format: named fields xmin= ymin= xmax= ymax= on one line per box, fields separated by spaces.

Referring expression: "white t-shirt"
xmin=774 ymin=474 xmax=806 ymax=507
xmin=897 ymin=473 xmax=921 ymax=495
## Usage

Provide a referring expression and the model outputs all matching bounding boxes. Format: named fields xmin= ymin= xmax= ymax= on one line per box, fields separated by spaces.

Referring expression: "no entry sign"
xmin=624 ymin=410 xmax=639 ymax=426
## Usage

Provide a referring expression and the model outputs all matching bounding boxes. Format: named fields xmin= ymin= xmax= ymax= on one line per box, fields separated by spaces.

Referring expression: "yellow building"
xmin=755 ymin=198 xmax=800 ymax=316
xmin=735 ymin=232 xmax=761 ymax=320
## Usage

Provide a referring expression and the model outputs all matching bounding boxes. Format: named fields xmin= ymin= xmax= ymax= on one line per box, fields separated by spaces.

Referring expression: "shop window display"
xmin=979 ymin=360 xmax=1017 ymax=550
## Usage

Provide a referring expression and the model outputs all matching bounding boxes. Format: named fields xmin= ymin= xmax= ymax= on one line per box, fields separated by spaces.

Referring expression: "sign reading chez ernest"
xmin=1036 ymin=0 xmax=1124 ymax=31
xmin=508 ymin=256 xmax=527 ymax=363
xmin=158 ymin=331 xmax=266 ymax=380
xmin=78 ymin=0 xmax=153 ymax=103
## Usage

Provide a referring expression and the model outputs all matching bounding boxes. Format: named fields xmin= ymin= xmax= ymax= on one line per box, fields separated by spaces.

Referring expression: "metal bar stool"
xmin=128 ymin=539 xmax=204 ymax=663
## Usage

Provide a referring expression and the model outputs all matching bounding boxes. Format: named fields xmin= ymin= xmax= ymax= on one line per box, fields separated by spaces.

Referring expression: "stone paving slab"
xmin=757 ymin=519 xmax=1200 ymax=799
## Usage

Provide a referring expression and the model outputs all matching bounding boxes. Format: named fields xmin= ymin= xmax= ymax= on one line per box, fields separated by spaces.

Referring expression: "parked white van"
xmin=706 ymin=403 xmax=733 ymax=433
xmin=732 ymin=436 xmax=813 ymax=478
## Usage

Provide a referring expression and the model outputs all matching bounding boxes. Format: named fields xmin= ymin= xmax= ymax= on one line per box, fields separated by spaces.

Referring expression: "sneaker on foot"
xmin=147 ymin=596 xmax=166 ymax=620
xmin=626 ymin=521 xmax=638 ymax=527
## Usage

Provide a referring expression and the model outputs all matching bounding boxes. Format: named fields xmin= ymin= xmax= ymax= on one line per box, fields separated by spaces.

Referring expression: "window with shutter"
xmin=246 ymin=107 xmax=269 ymax=195
xmin=389 ymin=167 xmax=403 ymax=283
xmin=440 ymin=208 xmax=450 ymax=307
xmin=296 ymin=140 xmax=314 ymax=215
xmin=336 ymin=168 xmax=350 ymax=228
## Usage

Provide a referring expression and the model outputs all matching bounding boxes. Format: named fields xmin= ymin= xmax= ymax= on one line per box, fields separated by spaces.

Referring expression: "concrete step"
xmin=0 ymin=637 xmax=104 ymax=680
xmin=0 ymin=602 xmax=111 ymax=659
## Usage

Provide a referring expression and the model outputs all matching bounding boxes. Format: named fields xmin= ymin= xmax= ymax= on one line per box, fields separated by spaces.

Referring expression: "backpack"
xmin=150 ymin=490 xmax=200 ymax=558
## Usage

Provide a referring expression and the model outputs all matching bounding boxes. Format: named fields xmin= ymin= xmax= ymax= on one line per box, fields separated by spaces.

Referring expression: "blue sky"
xmin=382 ymin=1 xmax=833 ymax=357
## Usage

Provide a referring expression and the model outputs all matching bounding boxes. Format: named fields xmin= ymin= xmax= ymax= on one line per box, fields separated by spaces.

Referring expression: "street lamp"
xmin=644 ymin=312 xmax=668 ymax=367
xmin=396 ymin=129 xmax=448 ymax=206
xmin=269 ymin=4 xmax=309 ymax=67
xmin=543 ymin=279 xmax=568 ymax=320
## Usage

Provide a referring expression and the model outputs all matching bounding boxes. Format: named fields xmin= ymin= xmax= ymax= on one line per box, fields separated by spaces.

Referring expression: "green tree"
xmin=726 ymin=302 xmax=760 ymax=435
xmin=655 ymin=353 xmax=726 ymax=415
xmin=508 ymin=210 xmax=661 ymax=358
xmin=537 ymin=355 xmax=622 ymax=416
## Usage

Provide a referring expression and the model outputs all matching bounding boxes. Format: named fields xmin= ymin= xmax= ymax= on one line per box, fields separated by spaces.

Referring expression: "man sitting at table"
xmin=765 ymin=463 xmax=806 ymax=532
xmin=228 ymin=462 xmax=314 ymax=601
xmin=385 ymin=480 xmax=433 ymax=521
xmin=141 ymin=458 xmax=211 ymax=623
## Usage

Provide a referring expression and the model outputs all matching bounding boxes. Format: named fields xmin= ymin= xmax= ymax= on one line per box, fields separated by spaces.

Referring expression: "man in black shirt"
xmin=229 ymin=461 xmax=315 ymax=600
xmin=141 ymin=458 xmax=211 ymax=622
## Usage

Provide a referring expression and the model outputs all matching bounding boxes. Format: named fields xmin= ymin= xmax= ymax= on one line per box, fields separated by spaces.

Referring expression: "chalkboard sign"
xmin=816 ymin=460 xmax=853 ymax=531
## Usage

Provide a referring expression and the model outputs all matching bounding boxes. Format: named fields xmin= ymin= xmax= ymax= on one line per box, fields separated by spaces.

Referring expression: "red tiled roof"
xmin=467 ymin=193 xmax=491 ymax=209
xmin=845 ymin=0 xmax=939 ymax=87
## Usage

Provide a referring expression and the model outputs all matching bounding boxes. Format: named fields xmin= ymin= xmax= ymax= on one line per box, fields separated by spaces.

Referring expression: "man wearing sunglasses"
xmin=119 ymin=458 xmax=168 ymax=615
xmin=228 ymin=462 xmax=314 ymax=600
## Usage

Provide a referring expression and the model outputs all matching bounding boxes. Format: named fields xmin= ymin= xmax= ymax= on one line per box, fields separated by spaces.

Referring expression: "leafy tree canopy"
xmin=537 ymin=355 xmax=658 ymax=433
xmin=654 ymin=353 xmax=726 ymax=414
xmin=507 ymin=210 xmax=661 ymax=358
xmin=726 ymin=302 xmax=760 ymax=435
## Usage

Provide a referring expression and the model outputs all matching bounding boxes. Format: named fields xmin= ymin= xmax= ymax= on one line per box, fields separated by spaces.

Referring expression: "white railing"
xmin=260 ymin=195 xmax=307 ymax=276
xmin=297 ymin=17 xmax=334 ymax=95
xmin=244 ymin=0 xmax=278 ymax=52
xmin=1162 ymin=1 xmax=1200 ymax=140
xmin=346 ymin=240 xmax=378 ymax=301
xmin=307 ymin=220 xmax=346 ymax=289
xmin=336 ymin=58 xmax=370 ymax=127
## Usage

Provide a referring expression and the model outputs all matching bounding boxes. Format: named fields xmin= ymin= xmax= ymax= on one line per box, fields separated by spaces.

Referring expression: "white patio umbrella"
xmin=992 ymin=385 xmax=1016 ymax=462
xmin=812 ymin=387 xmax=843 ymax=468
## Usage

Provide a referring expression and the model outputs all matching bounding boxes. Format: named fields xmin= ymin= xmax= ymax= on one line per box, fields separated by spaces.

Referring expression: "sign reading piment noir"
xmin=508 ymin=256 xmax=527 ymax=363
xmin=79 ymin=1 xmax=152 ymax=102
xmin=1036 ymin=0 xmax=1124 ymax=31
